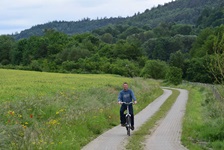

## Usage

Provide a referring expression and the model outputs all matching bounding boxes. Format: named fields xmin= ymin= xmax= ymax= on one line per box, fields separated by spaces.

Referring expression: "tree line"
xmin=1 ymin=22 xmax=224 ymax=85
xmin=1 ymin=1 xmax=224 ymax=85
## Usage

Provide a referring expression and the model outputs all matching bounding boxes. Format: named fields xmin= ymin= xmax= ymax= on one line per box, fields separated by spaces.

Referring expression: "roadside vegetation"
xmin=216 ymin=85 xmax=224 ymax=99
xmin=181 ymin=83 xmax=224 ymax=150
xmin=0 ymin=69 xmax=162 ymax=149
xmin=126 ymin=89 xmax=180 ymax=149
xmin=124 ymin=82 xmax=224 ymax=150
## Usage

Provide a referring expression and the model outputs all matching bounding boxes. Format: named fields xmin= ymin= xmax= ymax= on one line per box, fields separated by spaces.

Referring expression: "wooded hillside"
xmin=1 ymin=0 xmax=224 ymax=85
xmin=12 ymin=0 xmax=223 ymax=40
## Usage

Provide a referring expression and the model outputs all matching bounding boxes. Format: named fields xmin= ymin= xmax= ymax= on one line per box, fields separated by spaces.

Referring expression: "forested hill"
xmin=13 ymin=0 xmax=223 ymax=40
xmin=127 ymin=0 xmax=223 ymax=27
xmin=13 ymin=17 xmax=126 ymax=40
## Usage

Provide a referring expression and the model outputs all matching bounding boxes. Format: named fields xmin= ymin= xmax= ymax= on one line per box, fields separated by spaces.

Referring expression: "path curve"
xmin=144 ymin=88 xmax=188 ymax=150
xmin=82 ymin=89 xmax=172 ymax=150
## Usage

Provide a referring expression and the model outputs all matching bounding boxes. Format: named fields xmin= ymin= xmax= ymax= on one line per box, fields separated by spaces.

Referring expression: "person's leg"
xmin=129 ymin=104 xmax=134 ymax=127
xmin=120 ymin=104 xmax=126 ymax=125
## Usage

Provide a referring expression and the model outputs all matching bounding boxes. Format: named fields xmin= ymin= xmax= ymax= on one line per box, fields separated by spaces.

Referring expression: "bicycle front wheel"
xmin=126 ymin=116 xmax=131 ymax=136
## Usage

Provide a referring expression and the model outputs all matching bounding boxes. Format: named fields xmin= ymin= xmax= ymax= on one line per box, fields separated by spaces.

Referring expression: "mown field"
xmin=0 ymin=69 xmax=162 ymax=149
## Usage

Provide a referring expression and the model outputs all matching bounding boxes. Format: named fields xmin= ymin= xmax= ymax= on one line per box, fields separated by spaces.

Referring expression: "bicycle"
xmin=120 ymin=102 xmax=133 ymax=136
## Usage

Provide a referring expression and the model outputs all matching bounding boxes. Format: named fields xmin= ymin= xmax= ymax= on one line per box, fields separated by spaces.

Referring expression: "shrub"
xmin=140 ymin=59 xmax=168 ymax=79
xmin=165 ymin=66 xmax=183 ymax=85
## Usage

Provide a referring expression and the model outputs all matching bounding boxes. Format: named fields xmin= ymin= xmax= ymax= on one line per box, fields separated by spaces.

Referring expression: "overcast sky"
xmin=0 ymin=0 xmax=173 ymax=35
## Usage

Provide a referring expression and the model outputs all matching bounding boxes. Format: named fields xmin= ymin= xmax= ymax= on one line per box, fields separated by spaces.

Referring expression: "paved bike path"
xmin=82 ymin=89 xmax=172 ymax=150
xmin=144 ymin=88 xmax=188 ymax=150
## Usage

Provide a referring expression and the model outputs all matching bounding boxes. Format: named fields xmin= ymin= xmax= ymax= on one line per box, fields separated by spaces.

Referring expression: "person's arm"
xmin=118 ymin=91 xmax=122 ymax=104
xmin=131 ymin=90 xmax=137 ymax=104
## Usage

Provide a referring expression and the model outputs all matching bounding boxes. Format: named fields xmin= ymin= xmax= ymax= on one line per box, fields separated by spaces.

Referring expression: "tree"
xmin=186 ymin=57 xmax=213 ymax=83
xmin=169 ymin=50 xmax=185 ymax=69
xmin=11 ymin=39 xmax=27 ymax=65
xmin=62 ymin=61 xmax=76 ymax=72
xmin=119 ymin=26 xmax=144 ymax=39
xmin=111 ymin=59 xmax=139 ymax=77
xmin=144 ymin=37 xmax=183 ymax=61
xmin=101 ymin=33 xmax=114 ymax=44
xmin=44 ymin=30 xmax=69 ymax=56
xmin=165 ymin=66 xmax=183 ymax=85
xmin=190 ymin=25 xmax=224 ymax=83
xmin=140 ymin=60 xmax=168 ymax=79
xmin=190 ymin=28 xmax=214 ymax=57
xmin=0 ymin=35 xmax=15 ymax=65
xmin=153 ymin=22 xmax=173 ymax=37
xmin=171 ymin=24 xmax=193 ymax=35
xmin=112 ymin=39 xmax=143 ymax=60
xmin=59 ymin=47 xmax=91 ymax=62
xmin=209 ymin=30 xmax=224 ymax=84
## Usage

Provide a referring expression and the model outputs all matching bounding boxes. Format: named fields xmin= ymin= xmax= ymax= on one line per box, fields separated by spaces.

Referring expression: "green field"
xmin=0 ymin=69 xmax=132 ymax=102
xmin=0 ymin=69 xmax=162 ymax=149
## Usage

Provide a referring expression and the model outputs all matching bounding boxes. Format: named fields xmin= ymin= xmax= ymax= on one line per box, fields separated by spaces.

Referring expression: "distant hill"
xmin=13 ymin=0 xmax=223 ymax=40
xmin=13 ymin=17 xmax=126 ymax=40
xmin=126 ymin=0 xmax=223 ymax=27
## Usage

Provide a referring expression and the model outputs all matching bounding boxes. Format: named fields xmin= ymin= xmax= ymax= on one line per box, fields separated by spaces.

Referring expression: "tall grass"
xmin=181 ymin=84 xmax=224 ymax=150
xmin=0 ymin=69 xmax=130 ymax=102
xmin=0 ymin=69 xmax=162 ymax=149
xmin=216 ymin=84 xmax=224 ymax=99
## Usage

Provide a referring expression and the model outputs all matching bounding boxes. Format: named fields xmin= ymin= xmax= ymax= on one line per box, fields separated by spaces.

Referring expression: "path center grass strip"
xmin=126 ymin=89 xmax=180 ymax=150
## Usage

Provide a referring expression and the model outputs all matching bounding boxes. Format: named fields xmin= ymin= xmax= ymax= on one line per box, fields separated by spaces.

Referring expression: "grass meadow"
xmin=0 ymin=69 xmax=162 ymax=149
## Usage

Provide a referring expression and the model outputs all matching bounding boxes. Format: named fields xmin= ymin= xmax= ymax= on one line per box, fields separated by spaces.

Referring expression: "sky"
xmin=0 ymin=0 xmax=173 ymax=35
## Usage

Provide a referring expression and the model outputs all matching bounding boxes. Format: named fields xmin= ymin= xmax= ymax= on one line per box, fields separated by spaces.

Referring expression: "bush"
xmin=186 ymin=57 xmax=213 ymax=83
xmin=140 ymin=59 xmax=168 ymax=79
xmin=62 ymin=61 xmax=76 ymax=72
xmin=165 ymin=66 xmax=183 ymax=85
xmin=111 ymin=59 xmax=140 ymax=77
xmin=30 ymin=60 xmax=42 ymax=71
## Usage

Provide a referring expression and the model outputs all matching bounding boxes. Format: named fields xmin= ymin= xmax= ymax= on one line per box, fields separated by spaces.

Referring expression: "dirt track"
xmin=82 ymin=88 xmax=188 ymax=150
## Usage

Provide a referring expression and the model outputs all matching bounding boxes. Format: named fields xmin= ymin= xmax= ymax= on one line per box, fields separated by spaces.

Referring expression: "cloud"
xmin=0 ymin=0 xmax=172 ymax=35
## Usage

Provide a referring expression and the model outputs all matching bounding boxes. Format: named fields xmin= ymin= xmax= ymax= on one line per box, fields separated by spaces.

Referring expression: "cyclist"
xmin=118 ymin=82 xmax=137 ymax=130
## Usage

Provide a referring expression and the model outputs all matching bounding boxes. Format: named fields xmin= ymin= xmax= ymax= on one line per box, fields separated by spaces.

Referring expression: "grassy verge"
xmin=181 ymin=83 xmax=224 ymax=150
xmin=0 ymin=69 xmax=162 ymax=149
xmin=216 ymin=84 xmax=224 ymax=99
xmin=126 ymin=89 xmax=180 ymax=150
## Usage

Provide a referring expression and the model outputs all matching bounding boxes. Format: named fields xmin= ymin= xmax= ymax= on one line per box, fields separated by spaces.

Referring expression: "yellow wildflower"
xmin=47 ymin=119 xmax=59 ymax=125
xmin=22 ymin=125 xmax=27 ymax=129
xmin=59 ymin=109 xmax=65 ymax=112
